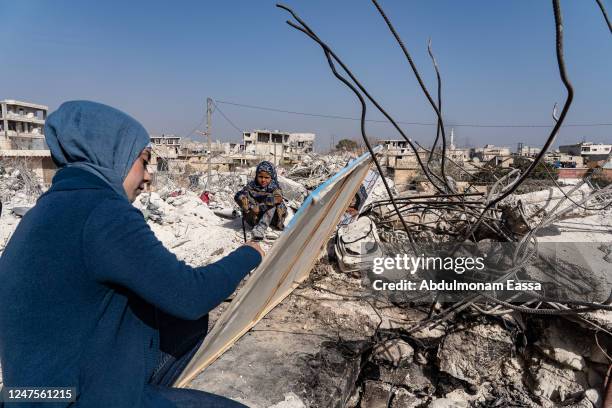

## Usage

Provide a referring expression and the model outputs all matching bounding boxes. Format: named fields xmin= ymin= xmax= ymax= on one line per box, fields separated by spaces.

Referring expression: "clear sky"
xmin=1 ymin=0 xmax=610 ymax=151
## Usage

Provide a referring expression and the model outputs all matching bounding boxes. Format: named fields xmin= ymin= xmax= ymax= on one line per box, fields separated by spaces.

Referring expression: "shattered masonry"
xmin=1 ymin=141 xmax=611 ymax=407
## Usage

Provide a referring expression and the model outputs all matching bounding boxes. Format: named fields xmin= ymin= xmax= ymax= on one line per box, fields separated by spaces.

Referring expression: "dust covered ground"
xmin=0 ymin=158 xmax=611 ymax=407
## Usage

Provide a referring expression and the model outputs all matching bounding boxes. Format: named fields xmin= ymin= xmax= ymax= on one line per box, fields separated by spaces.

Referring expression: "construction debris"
xmin=1 ymin=145 xmax=611 ymax=406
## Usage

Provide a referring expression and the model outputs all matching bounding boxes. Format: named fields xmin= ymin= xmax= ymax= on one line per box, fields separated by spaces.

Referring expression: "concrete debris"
xmin=10 ymin=206 xmax=31 ymax=217
xmin=267 ymin=393 xmax=307 ymax=408
xmin=500 ymin=184 xmax=603 ymax=233
xmin=277 ymin=175 xmax=308 ymax=209
xmin=372 ymin=338 xmax=414 ymax=368
xmin=428 ymin=398 xmax=467 ymax=408
xmin=335 ymin=217 xmax=383 ymax=276
xmin=360 ymin=381 xmax=421 ymax=408
xmin=528 ymin=358 xmax=589 ymax=403
xmin=0 ymin=161 xmax=43 ymax=208
xmin=364 ymin=363 xmax=434 ymax=396
xmin=584 ymin=388 xmax=602 ymax=407
xmin=1 ymin=148 xmax=611 ymax=408
xmin=534 ymin=321 xmax=588 ymax=371
xmin=286 ymin=153 xmax=352 ymax=189
xmin=213 ymin=208 xmax=239 ymax=219
xmin=133 ymin=191 xmax=245 ymax=266
xmin=437 ymin=323 xmax=513 ymax=385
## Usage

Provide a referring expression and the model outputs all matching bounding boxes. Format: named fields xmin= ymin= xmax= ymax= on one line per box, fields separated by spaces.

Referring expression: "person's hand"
xmin=244 ymin=241 xmax=265 ymax=258
xmin=240 ymin=197 xmax=250 ymax=211
xmin=252 ymin=205 xmax=260 ymax=214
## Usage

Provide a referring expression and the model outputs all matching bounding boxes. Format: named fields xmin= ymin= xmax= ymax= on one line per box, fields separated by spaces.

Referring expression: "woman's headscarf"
xmin=249 ymin=161 xmax=280 ymax=192
xmin=45 ymin=101 xmax=150 ymax=199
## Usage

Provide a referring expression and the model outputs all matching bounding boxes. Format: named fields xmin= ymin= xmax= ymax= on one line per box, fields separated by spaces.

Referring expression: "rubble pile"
xmin=0 ymin=161 xmax=45 ymax=254
xmin=198 ymin=171 xmax=250 ymax=210
xmin=327 ymin=289 xmax=609 ymax=407
xmin=1 ymin=152 xmax=611 ymax=406
xmin=197 ymin=253 xmax=610 ymax=407
xmin=0 ymin=160 xmax=43 ymax=209
xmin=286 ymin=153 xmax=353 ymax=189
xmin=134 ymin=191 xmax=245 ymax=266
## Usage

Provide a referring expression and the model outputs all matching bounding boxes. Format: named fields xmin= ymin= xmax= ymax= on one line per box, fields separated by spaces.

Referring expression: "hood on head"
xmin=45 ymin=100 xmax=150 ymax=199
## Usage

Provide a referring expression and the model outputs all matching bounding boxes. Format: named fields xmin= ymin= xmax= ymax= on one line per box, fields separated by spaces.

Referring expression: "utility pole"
xmin=206 ymin=97 xmax=212 ymax=189
xmin=196 ymin=98 xmax=213 ymax=190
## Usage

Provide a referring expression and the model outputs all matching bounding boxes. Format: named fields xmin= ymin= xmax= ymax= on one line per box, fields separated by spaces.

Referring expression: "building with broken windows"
xmin=150 ymin=134 xmax=181 ymax=155
xmin=149 ymin=134 xmax=181 ymax=172
xmin=1 ymin=100 xmax=47 ymax=150
xmin=0 ymin=100 xmax=55 ymax=184
xmin=242 ymin=130 xmax=315 ymax=165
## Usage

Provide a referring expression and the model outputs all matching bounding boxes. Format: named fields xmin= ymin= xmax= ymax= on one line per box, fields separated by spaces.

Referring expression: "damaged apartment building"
xmin=148 ymin=130 xmax=316 ymax=175
xmin=242 ymin=129 xmax=315 ymax=165
xmin=0 ymin=99 xmax=56 ymax=185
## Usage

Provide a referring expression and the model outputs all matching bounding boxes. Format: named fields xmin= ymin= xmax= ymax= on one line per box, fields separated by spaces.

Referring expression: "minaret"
xmin=449 ymin=128 xmax=455 ymax=150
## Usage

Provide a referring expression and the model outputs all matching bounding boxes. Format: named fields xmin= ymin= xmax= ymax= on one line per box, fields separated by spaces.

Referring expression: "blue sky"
xmin=1 ymin=0 xmax=610 ymax=151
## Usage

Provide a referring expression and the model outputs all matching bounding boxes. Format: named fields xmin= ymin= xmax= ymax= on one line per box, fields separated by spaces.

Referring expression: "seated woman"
xmin=234 ymin=161 xmax=287 ymax=240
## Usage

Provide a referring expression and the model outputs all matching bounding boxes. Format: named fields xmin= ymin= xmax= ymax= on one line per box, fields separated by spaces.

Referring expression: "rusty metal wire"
xmin=276 ymin=0 xmax=612 ymax=323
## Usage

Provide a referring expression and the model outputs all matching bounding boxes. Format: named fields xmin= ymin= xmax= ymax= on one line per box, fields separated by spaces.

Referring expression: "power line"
xmin=214 ymin=99 xmax=612 ymax=128
xmin=181 ymin=116 xmax=206 ymax=139
xmin=211 ymin=100 xmax=243 ymax=133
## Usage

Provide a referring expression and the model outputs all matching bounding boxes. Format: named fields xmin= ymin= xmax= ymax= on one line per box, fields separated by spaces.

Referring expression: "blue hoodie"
xmin=0 ymin=102 xmax=261 ymax=407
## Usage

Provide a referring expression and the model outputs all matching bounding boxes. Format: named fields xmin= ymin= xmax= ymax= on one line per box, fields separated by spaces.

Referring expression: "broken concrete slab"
xmin=372 ymin=338 xmax=414 ymax=367
xmin=360 ymin=381 xmax=422 ymax=408
xmin=527 ymin=357 xmax=589 ymax=405
xmin=428 ymin=397 xmax=468 ymax=408
xmin=267 ymin=393 xmax=307 ymax=408
xmin=534 ymin=321 xmax=588 ymax=371
xmin=364 ymin=363 xmax=434 ymax=397
xmin=10 ymin=206 xmax=30 ymax=217
xmin=437 ymin=323 xmax=513 ymax=385
xmin=277 ymin=175 xmax=308 ymax=209
xmin=390 ymin=388 xmax=422 ymax=408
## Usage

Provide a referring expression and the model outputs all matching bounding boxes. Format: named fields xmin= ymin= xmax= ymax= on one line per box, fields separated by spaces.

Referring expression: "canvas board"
xmin=174 ymin=146 xmax=381 ymax=387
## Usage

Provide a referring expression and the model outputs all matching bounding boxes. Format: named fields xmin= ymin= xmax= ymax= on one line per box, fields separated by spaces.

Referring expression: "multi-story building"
xmin=544 ymin=151 xmax=584 ymax=168
xmin=559 ymin=142 xmax=612 ymax=162
xmin=149 ymin=134 xmax=181 ymax=172
xmin=242 ymin=130 xmax=315 ymax=164
xmin=150 ymin=134 xmax=181 ymax=154
xmin=0 ymin=100 xmax=48 ymax=150
xmin=472 ymin=144 xmax=512 ymax=162
xmin=516 ymin=143 xmax=542 ymax=158
xmin=0 ymin=99 xmax=56 ymax=184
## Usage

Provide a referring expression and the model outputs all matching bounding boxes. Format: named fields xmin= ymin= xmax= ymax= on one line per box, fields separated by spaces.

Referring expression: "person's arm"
xmin=272 ymin=188 xmax=284 ymax=206
xmin=82 ymin=198 xmax=262 ymax=320
xmin=236 ymin=188 xmax=260 ymax=213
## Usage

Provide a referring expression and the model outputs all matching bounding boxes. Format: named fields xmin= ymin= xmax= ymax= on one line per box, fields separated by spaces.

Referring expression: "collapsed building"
xmin=2 ymin=137 xmax=610 ymax=407
xmin=1 ymin=3 xmax=611 ymax=402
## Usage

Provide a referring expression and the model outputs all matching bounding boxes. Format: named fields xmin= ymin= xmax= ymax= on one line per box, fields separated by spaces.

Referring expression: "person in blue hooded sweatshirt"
xmin=0 ymin=101 xmax=263 ymax=407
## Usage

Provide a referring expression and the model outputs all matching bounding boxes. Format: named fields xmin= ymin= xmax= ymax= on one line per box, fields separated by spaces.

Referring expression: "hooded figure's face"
xmin=123 ymin=148 xmax=152 ymax=202
xmin=45 ymin=100 xmax=151 ymax=201
xmin=256 ymin=171 xmax=272 ymax=188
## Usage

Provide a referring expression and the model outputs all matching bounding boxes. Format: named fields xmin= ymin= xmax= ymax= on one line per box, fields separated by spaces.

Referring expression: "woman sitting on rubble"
xmin=0 ymin=101 xmax=263 ymax=407
xmin=234 ymin=161 xmax=287 ymax=240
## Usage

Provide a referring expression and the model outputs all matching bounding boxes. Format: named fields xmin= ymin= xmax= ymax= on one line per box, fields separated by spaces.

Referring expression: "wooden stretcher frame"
xmin=174 ymin=146 xmax=381 ymax=387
